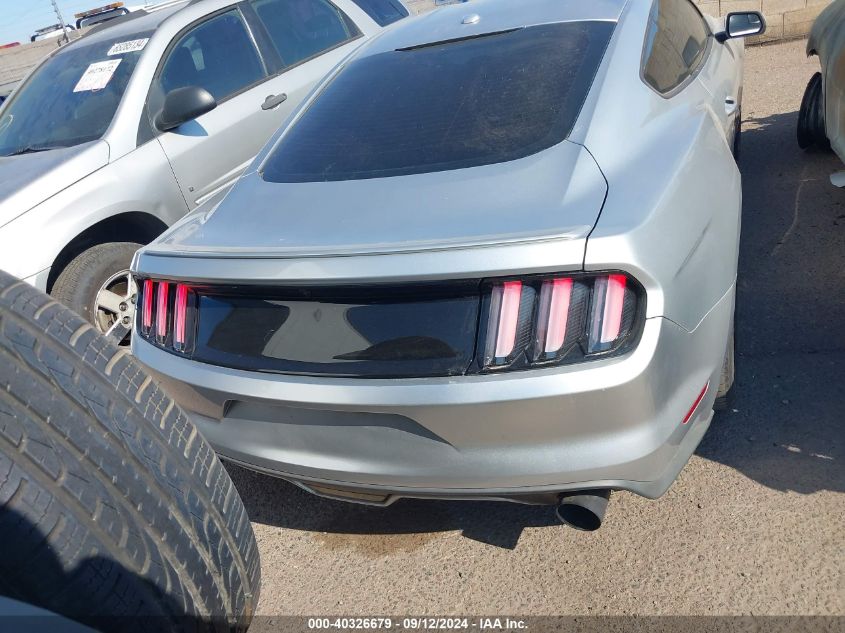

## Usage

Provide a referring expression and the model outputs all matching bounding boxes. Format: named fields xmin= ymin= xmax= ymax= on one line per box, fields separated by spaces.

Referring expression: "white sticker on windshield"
xmin=108 ymin=38 xmax=149 ymax=56
xmin=73 ymin=59 xmax=121 ymax=93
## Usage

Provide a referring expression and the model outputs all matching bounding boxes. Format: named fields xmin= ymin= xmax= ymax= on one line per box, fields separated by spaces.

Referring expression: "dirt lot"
xmin=225 ymin=39 xmax=844 ymax=617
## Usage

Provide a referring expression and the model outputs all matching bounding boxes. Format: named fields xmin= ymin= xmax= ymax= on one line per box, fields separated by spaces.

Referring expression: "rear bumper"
xmin=134 ymin=285 xmax=733 ymax=505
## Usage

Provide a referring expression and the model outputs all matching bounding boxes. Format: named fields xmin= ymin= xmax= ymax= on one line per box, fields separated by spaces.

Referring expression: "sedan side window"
xmin=349 ymin=0 xmax=408 ymax=26
xmin=642 ymin=0 xmax=710 ymax=94
xmin=249 ymin=0 xmax=359 ymax=69
xmin=159 ymin=10 xmax=266 ymax=102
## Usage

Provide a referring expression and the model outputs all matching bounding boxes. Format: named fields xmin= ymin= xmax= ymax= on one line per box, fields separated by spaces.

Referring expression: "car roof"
xmin=362 ymin=0 xmax=627 ymax=55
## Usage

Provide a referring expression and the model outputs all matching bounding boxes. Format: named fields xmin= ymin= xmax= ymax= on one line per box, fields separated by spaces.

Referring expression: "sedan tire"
xmin=0 ymin=270 xmax=260 ymax=631
xmin=797 ymin=72 xmax=829 ymax=150
xmin=51 ymin=242 xmax=141 ymax=346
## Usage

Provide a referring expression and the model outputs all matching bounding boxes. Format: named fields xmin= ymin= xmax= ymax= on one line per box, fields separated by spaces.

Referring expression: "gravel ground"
xmin=226 ymin=38 xmax=844 ymax=618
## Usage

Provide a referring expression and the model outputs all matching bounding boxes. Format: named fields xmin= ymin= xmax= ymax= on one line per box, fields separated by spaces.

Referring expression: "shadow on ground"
xmin=696 ymin=110 xmax=845 ymax=496
xmin=225 ymin=464 xmax=558 ymax=550
xmin=226 ymin=110 xmax=845 ymax=550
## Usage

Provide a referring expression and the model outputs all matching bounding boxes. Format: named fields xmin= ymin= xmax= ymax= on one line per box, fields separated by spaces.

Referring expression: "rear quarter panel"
xmin=576 ymin=0 xmax=741 ymax=332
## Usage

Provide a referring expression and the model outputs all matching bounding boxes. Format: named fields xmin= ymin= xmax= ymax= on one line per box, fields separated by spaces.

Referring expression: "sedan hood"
xmin=151 ymin=139 xmax=606 ymax=257
xmin=0 ymin=141 xmax=110 ymax=228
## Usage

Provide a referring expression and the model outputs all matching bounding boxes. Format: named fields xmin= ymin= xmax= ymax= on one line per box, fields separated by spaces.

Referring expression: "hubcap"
xmin=94 ymin=270 xmax=137 ymax=345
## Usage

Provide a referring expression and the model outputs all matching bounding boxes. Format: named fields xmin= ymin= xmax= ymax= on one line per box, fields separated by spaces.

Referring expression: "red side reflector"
xmin=600 ymin=274 xmax=627 ymax=343
xmin=683 ymin=381 xmax=710 ymax=424
xmin=495 ymin=281 xmax=523 ymax=358
xmin=155 ymin=282 xmax=169 ymax=340
xmin=543 ymin=278 xmax=573 ymax=353
xmin=142 ymin=279 xmax=153 ymax=332
xmin=173 ymin=284 xmax=189 ymax=351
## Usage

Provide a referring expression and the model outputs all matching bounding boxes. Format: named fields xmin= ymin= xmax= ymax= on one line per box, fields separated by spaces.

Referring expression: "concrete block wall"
xmin=0 ymin=32 xmax=83 ymax=96
xmin=693 ymin=0 xmax=834 ymax=43
xmin=407 ymin=0 xmax=834 ymax=42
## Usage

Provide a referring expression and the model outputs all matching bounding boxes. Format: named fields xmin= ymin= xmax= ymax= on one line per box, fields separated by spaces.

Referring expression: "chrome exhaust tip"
xmin=555 ymin=490 xmax=611 ymax=531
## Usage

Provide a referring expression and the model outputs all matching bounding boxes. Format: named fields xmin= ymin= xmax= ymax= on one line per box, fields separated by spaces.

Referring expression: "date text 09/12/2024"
xmin=307 ymin=618 xmax=528 ymax=630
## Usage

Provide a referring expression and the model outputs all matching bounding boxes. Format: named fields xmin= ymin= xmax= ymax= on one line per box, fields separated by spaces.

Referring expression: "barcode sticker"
xmin=108 ymin=38 xmax=149 ymax=56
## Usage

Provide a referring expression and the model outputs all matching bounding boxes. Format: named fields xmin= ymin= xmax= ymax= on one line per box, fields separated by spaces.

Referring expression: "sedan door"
xmin=150 ymin=7 xmax=276 ymax=208
xmin=241 ymin=0 xmax=367 ymax=141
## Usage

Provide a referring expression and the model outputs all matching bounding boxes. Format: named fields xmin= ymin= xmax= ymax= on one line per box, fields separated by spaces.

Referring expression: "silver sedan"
xmin=132 ymin=0 xmax=765 ymax=529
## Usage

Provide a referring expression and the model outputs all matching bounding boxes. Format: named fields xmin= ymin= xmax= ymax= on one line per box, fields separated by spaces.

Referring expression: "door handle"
xmin=261 ymin=93 xmax=288 ymax=110
xmin=724 ymin=97 xmax=738 ymax=117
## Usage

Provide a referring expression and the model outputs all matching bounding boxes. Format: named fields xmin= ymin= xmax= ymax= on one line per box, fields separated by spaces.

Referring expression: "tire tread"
xmin=0 ymin=270 xmax=259 ymax=630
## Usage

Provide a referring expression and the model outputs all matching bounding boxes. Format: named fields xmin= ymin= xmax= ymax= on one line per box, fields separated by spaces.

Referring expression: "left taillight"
xmin=137 ymin=278 xmax=195 ymax=354
xmin=479 ymin=272 xmax=642 ymax=372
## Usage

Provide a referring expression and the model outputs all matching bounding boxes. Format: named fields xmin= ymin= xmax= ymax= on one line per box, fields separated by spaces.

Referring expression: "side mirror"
xmin=155 ymin=86 xmax=217 ymax=132
xmin=717 ymin=11 xmax=766 ymax=42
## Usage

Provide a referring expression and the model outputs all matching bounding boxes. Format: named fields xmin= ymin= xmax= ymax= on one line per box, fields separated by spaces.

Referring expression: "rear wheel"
xmin=51 ymin=242 xmax=141 ymax=346
xmin=797 ymin=72 xmax=829 ymax=150
xmin=0 ymin=270 xmax=261 ymax=630
xmin=732 ymin=108 xmax=742 ymax=159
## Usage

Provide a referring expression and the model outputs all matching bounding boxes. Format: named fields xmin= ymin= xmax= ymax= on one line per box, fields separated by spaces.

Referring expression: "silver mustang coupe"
xmin=132 ymin=0 xmax=764 ymax=529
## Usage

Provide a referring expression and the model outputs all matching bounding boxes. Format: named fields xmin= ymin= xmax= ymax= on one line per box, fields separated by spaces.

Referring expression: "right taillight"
xmin=587 ymin=273 xmax=629 ymax=353
xmin=479 ymin=272 xmax=642 ymax=372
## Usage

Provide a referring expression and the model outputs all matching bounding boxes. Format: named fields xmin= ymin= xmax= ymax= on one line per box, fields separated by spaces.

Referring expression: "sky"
xmin=0 ymin=1 xmax=159 ymax=45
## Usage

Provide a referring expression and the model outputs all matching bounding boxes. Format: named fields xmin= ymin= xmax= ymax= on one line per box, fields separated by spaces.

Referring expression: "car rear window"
xmin=262 ymin=21 xmax=615 ymax=183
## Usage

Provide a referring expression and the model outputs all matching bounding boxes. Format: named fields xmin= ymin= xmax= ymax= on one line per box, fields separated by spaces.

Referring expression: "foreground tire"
xmin=797 ymin=72 xmax=829 ymax=150
xmin=51 ymin=242 xmax=142 ymax=346
xmin=0 ymin=270 xmax=260 ymax=631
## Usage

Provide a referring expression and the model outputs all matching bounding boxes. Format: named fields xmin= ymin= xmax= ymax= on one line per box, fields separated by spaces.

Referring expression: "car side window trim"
xmin=238 ymin=1 xmax=272 ymax=78
xmin=242 ymin=0 xmax=363 ymax=80
xmin=238 ymin=1 xmax=286 ymax=73
xmin=639 ymin=0 xmax=713 ymax=99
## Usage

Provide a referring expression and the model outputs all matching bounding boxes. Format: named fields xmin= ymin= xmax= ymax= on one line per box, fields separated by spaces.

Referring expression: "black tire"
xmin=732 ymin=108 xmax=742 ymax=160
xmin=797 ymin=72 xmax=829 ymax=150
xmin=714 ymin=327 xmax=735 ymax=412
xmin=0 ymin=270 xmax=260 ymax=631
xmin=51 ymin=242 xmax=141 ymax=344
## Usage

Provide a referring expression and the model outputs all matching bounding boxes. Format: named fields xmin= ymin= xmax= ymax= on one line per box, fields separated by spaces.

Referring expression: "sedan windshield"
xmin=262 ymin=21 xmax=614 ymax=182
xmin=0 ymin=31 xmax=152 ymax=157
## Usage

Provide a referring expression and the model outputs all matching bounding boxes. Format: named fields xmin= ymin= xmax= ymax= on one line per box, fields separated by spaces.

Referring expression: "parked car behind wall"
xmin=30 ymin=24 xmax=76 ymax=43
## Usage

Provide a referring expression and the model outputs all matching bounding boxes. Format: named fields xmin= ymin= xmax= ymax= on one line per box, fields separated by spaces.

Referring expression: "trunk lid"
xmin=151 ymin=140 xmax=606 ymax=257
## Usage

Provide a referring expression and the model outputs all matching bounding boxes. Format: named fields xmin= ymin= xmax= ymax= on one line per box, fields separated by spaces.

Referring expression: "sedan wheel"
xmin=51 ymin=242 xmax=143 ymax=347
xmin=797 ymin=72 xmax=829 ymax=150
xmin=94 ymin=269 xmax=137 ymax=345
